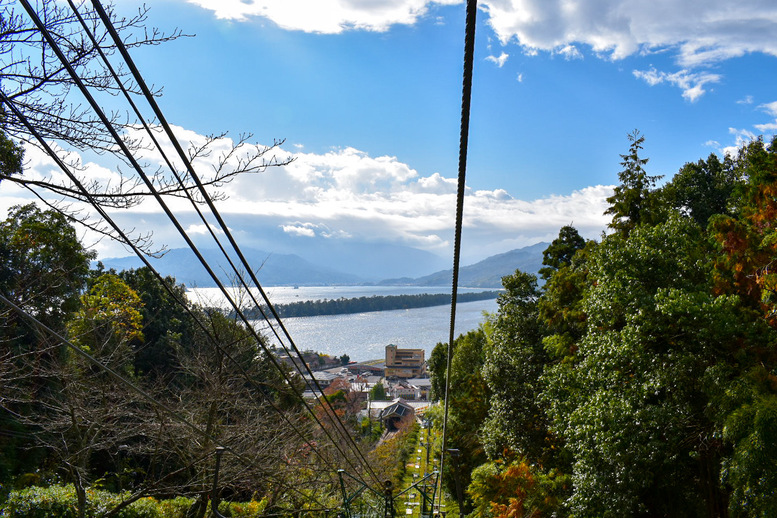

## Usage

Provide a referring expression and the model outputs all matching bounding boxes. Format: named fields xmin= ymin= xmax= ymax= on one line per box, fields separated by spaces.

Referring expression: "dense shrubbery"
xmin=0 ymin=485 xmax=270 ymax=518
xmin=1 ymin=485 xmax=160 ymax=518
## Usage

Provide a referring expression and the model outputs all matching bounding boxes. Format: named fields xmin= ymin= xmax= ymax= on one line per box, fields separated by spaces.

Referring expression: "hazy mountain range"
xmin=97 ymin=242 xmax=547 ymax=289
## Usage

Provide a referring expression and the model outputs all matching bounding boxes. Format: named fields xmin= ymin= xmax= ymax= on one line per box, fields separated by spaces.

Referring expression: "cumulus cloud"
xmin=5 ymin=126 xmax=612 ymax=261
xmin=187 ymin=1 xmax=777 ymax=69
xmin=481 ymin=0 xmax=777 ymax=68
xmin=556 ymin=44 xmax=583 ymax=60
xmin=485 ymin=52 xmax=510 ymax=67
xmin=281 ymin=224 xmax=317 ymax=237
xmin=185 ymin=0 xmax=462 ymax=33
xmin=213 ymin=140 xmax=612 ymax=259
xmin=633 ymin=67 xmax=721 ymax=102
xmin=186 ymin=223 xmax=225 ymax=236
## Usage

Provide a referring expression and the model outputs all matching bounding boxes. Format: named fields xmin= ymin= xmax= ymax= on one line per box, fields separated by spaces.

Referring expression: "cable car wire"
xmin=439 ymin=0 xmax=478 ymax=511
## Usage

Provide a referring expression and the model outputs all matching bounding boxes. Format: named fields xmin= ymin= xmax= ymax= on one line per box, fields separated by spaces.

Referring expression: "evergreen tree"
xmin=539 ymin=225 xmax=586 ymax=283
xmin=605 ymin=130 xmax=663 ymax=235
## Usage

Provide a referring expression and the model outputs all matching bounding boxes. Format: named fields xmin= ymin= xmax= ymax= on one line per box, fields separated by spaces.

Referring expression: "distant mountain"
xmin=97 ymin=242 xmax=548 ymax=289
xmin=379 ymin=242 xmax=548 ymax=288
xmin=98 ymin=247 xmax=365 ymax=287
xmin=295 ymin=241 xmax=448 ymax=281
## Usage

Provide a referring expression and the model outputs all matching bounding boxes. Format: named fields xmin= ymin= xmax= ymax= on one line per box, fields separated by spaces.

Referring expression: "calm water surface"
xmin=187 ymin=286 xmax=499 ymax=362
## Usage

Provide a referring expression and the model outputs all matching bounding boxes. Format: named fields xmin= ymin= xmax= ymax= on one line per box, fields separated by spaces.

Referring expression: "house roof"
xmin=379 ymin=398 xmax=415 ymax=420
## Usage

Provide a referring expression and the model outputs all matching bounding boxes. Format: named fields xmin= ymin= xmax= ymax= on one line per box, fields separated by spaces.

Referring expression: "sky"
xmin=3 ymin=0 xmax=777 ymax=266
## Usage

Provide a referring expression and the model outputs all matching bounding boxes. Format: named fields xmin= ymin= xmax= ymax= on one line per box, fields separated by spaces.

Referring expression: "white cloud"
xmin=633 ymin=67 xmax=721 ymax=102
xmin=737 ymin=95 xmax=754 ymax=105
xmin=185 ymin=0 xmax=462 ymax=33
xmin=516 ymin=72 xmax=523 ymax=82
xmin=556 ymin=44 xmax=582 ymax=60
xmin=722 ymin=127 xmax=758 ymax=157
xmin=760 ymin=101 xmax=777 ymax=117
xmin=186 ymin=223 xmax=225 ymax=236
xmin=4 ymin=126 xmax=612 ymax=261
xmin=480 ymin=0 xmax=777 ymax=68
xmin=485 ymin=52 xmax=510 ymax=67
xmin=281 ymin=224 xmax=317 ymax=237
xmin=215 ymin=142 xmax=612 ymax=257
xmin=184 ymin=0 xmax=777 ymax=68
xmin=753 ymin=102 xmax=777 ymax=133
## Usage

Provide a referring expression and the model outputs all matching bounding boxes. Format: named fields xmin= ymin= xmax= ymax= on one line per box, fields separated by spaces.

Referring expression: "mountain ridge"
xmin=377 ymin=242 xmax=548 ymax=288
xmin=97 ymin=242 xmax=547 ymax=288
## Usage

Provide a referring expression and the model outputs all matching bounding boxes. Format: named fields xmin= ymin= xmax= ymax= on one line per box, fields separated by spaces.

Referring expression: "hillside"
xmin=97 ymin=242 xmax=547 ymax=288
xmin=98 ymin=248 xmax=364 ymax=287
xmin=379 ymin=242 xmax=548 ymax=288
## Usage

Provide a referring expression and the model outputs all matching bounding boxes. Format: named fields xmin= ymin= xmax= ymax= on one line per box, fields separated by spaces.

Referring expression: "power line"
xmin=439 ymin=0 xmax=478 ymax=513
xmin=1 ymin=88 xmax=361 ymax=494
xmin=13 ymin=0 xmax=380 ymax=491
xmin=88 ymin=0 xmax=380 ymax=485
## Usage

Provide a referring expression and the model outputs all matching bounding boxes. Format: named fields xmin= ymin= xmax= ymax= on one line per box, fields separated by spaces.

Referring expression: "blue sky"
xmin=3 ymin=0 xmax=777 ymax=265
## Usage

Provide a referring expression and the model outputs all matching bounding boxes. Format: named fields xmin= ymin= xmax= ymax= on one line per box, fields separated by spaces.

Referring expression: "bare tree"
xmin=0 ymin=0 xmax=292 ymax=255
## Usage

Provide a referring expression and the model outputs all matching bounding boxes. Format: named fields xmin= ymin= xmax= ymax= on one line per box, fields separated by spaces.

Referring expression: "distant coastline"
xmin=239 ymin=290 xmax=502 ymax=318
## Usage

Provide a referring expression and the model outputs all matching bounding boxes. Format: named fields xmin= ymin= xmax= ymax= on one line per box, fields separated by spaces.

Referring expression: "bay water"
xmin=186 ymin=286 xmax=499 ymax=362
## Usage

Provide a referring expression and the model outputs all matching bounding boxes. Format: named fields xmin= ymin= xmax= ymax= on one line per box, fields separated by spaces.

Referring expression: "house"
xmin=378 ymin=398 xmax=415 ymax=431
xmin=407 ymin=378 xmax=432 ymax=400
xmin=385 ymin=344 xmax=425 ymax=378
xmin=301 ymin=370 xmax=338 ymax=390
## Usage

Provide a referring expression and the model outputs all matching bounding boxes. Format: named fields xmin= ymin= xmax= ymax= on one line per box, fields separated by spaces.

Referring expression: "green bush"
xmin=1 ymin=485 xmax=79 ymax=518
xmin=0 ymin=485 xmax=162 ymax=518
xmin=0 ymin=485 xmax=270 ymax=518
xmin=155 ymin=496 xmax=193 ymax=518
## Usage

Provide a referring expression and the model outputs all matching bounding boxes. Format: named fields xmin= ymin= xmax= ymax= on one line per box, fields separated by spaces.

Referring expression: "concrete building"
xmin=385 ymin=344 xmax=426 ymax=378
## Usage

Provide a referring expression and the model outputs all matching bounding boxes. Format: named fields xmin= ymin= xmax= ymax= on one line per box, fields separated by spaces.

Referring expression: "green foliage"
xmin=605 ymin=130 xmax=663 ymax=235
xmin=117 ymin=268 xmax=195 ymax=378
xmin=720 ymin=367 xmax=777 ymax=517
xmin=0 ymin=203 xmax=95 ymax=328
xmin=481 ymin=270 xmax=549 ymax=462
xmin=438 ymin=329 xmax=491 ymax=512
xmin=155 ymin=496 xmax=194 ymax=518
xmin=427 ymin=341 xmax=448 ymax=401
xmin=468 ymin=458 xmax=569 ymax=518
xmin=369 ymin=419 xmax=420 ymax=488
xmin=538 ymin=240 xmax=593 ymax=363
xmin=0 ymin=485 xmax=160 ymax=518
xmin=0 ymin=129 xmax=24 ymax=180
xmin=0 ymin=203 xmax=95 ymax=484
xmin=659 ymin=152 xmax=741 ymax=226
xmin=544 ymin=217 xmax=748 ymax=516
xmin=0 ymin=486 xmax=270 ymax=518
xmin=369 ymin=382 xmax=388 ymax=401
xmin=709 ymin=136 xmax=777 ymax=327
xmin=538 ymin=225 xmax=586 ymax=282
xmin=67 ymin=273 xmax=144 ymax=374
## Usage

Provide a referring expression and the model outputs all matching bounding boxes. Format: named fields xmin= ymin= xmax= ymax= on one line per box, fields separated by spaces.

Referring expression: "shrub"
xmin=156 ymin=496 xmax=194 ymax=518
xmin=0 ymin=485 xmax=162 ymax=518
